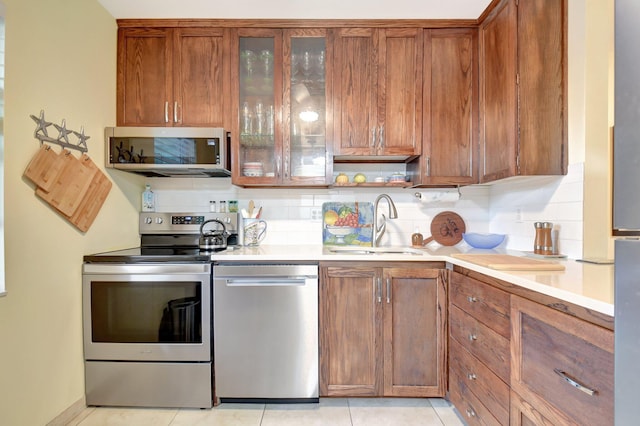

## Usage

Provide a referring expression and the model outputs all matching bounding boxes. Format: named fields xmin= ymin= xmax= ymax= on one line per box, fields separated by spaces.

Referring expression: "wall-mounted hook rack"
xmin=30 ymin=110 xmax=89 ymax=153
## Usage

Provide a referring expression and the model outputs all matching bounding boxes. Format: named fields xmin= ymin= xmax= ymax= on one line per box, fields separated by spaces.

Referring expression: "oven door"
xmin=82 ymin=263 xmax=211 ymax=362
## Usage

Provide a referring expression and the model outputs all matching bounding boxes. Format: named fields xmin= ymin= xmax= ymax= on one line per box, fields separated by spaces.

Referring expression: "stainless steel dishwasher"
xmin=213 ymin=263 xmax=319 ymax=403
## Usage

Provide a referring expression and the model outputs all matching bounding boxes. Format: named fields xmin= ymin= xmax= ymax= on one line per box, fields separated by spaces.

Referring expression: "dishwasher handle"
xmin=222 ymin=277 xmax=312 ymax=287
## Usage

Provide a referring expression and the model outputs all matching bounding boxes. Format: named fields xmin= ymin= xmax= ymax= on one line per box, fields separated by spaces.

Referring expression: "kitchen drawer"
xmin=511 ymin=295 xmax=614 ymax=426
xmin=449 ymin=338 xmax=509 ymax=425
xmin=450 ymin=272 xmax=510 ymax=339
xmin=450 ymin=367 xmax=503 ymax=426
xmin=450 ymin=304 xmax=510 ymax=382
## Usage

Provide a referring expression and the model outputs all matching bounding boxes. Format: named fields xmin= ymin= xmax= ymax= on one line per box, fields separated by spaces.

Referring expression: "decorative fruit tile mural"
xmin=322 ymin=202 xmax=374 ymax=246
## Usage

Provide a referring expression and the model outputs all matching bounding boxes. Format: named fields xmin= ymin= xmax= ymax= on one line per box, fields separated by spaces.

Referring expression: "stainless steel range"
xmin=82 ymin=212 xmax=238 ymax=409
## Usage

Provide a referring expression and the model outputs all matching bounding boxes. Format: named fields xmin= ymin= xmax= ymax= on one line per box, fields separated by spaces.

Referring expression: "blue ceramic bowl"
xmin=462 ymin=233 xmax=506 ymax=249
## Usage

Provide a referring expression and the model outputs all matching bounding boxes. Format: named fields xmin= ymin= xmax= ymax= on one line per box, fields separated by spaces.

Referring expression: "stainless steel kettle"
xmin=199 ymin=219 xmax=228 ymax=251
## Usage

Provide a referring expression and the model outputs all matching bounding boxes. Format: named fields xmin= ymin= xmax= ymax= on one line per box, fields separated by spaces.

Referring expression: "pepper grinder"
xmin=534 ymin=222 xmax=543 ymax=254
xmin=534 ymin=222 xmax=553 ymax=255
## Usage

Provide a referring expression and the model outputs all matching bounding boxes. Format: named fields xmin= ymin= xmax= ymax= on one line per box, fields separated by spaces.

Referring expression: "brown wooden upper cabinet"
xmin=407 ymin=28 xmax=479 ymax=186
xmin=479 ymin=0 xmax=567 ymax=182
xmin=117 ymin=27 xmax=230 ymax=127
xmin=332 ymin=28 xmax=422 ymax=161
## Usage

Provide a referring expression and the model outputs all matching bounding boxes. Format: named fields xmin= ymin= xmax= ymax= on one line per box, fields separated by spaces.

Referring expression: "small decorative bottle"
xmin=411 ymin=228 xmax=424 ymax=247
xmin=142 ymin=184 xmax=155 ymax=212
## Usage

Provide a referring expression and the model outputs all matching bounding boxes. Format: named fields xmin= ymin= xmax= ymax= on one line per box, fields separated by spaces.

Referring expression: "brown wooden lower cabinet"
xmin=510 ymin=295 xmax=614 ymax=426
xmin=319 ymin=262 xmax=446 ymax=397
xmin=448 ymin=271 xmax=511 ymax=425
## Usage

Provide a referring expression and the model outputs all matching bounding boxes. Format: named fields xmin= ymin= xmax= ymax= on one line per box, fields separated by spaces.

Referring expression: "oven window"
xmin=90 ymin=281 xmax=202 ymax=344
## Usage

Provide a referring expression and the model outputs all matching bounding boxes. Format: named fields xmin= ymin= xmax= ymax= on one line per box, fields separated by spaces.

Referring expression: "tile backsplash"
xmin=145 ymin=162 xmax=584 ymax=258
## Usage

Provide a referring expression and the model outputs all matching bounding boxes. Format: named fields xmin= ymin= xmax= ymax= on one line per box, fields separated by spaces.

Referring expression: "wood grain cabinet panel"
xmin=449 ymin=338 xmax=509 ymax=425
xmin=117 ymin=27 xmax=229 ymax=127
xmin=450 ymin=271 xmax=510 ymax=339
xmin=408 ymin=28 xmax=478 ymax=186
xmin=333 ymin=28 xmax=421 ymax=159
xmin=320 ymin=263 xmax=445 ymax=397
xmin=479 ymin=0 xmax=567 ymax=182
xmin=511 ymin=295 xmax=614 ymax=426
xmin=450 ymin=304 xmax=510 ymax=382
xmin=118 ymin=28 xmax=173 ymax=126
xmin=449 ymin=271 xmax=511 ymax=425
xmin=382 ymin=267 xmax=446 ymax=397
xmin=319 ymin=265 xmax=380 ymax=396
xmin=449 ymin=367 xmax=503 ymax=426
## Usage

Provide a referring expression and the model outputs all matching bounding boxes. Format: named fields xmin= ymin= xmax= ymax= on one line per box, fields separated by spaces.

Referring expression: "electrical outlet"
xmin=311 ymin=207 xmax=322 ymax=221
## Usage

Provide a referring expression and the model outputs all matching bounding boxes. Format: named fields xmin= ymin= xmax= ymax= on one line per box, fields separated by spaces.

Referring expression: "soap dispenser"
xmin=142 ymin=184 xmax=155 ymax=212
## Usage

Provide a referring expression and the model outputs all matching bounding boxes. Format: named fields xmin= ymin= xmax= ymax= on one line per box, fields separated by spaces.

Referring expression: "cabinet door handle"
xmin=371 ymin=127 xmax=377 ymax=149
xmin=386 ymin=277 xmax=391 ymax=304
xmin=466 ymin=407 xmax=476 ymax=418
xmin=174 ymin=101 xmax=181 ymax=123
xmin=467 ymin=296 xmax=478 ymax=303
xmin=467 ymin=373 xmax=477 ymax=380
xmin=554 ymin=369 xmax=597 ymax=396
xmin=379 ymin=125 xmax=384 ymax=149
xmin=276 ymin=155 xmax=281 ymax=178
xmin=426 ymin=156 xmax=431 ymax=177
xmin=468 ymin=334 xmax=477 ymax=341
xmin=376 ymin=277 xmax=382 ymax=303
xmin=164 ymin=101 xmax=169 ymax=123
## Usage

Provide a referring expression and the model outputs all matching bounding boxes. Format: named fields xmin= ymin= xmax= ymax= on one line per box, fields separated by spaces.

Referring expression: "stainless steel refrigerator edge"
xmin=614 ymin=1 xmax=640 ymax=424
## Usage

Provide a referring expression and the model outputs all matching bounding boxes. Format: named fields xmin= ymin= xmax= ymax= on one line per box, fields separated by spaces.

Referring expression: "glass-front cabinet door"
xmin=283 ymin=29 xmax=331 ymax=185
xmin=233 ymin=29 xmax=281 ymax=185
xmin=232 ymin=29 xmax=330 ymax=186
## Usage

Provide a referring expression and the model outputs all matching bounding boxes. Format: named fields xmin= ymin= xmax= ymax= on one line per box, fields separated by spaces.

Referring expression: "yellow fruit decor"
xmin=353 ymin=173 xmax=367 ymax=183
xmin=335 ymin=173 xmax=349 ymax=184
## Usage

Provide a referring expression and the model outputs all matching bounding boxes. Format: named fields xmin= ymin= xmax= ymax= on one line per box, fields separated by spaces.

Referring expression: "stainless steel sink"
xmin=327 ymin=246 xmax=425 ymax=256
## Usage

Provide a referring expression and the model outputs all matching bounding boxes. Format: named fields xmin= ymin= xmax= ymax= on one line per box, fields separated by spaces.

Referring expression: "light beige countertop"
xmin=211 ymin=244 xmax=614 ymax=317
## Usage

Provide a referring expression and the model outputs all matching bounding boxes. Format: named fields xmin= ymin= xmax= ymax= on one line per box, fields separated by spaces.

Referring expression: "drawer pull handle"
xmin=466 ymin=407 xmax=476 ymax=418
xmin=467 ymin=373 xmax=477 ymax=380
xmin=469 ymin=334 xmax=477 ymax=341
xmin=554 ymin=368 xmax=597 ymax=396
xmin=467 ymin=296 xmax=478 ymax=303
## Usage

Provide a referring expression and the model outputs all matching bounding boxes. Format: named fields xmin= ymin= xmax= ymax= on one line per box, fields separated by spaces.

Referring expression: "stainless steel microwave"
xmin=105 ymin=127 xmax=230 ymax=177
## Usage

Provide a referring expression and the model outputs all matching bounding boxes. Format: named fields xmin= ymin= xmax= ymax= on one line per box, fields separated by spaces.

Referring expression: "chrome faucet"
xmin=373 ymin=194 xmax=398 ymax=247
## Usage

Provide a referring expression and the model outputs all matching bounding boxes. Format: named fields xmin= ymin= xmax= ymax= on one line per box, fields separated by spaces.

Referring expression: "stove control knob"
xmin=144 ymin=217 xmax=153 ymax=224
xmin=155 ymin=217 xmax=164 ymax=224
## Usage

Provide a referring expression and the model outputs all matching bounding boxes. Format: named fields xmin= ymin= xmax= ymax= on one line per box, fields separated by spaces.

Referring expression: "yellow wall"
xmin=581 ymin=0 xmax=615 ymax=259
xmin=0 ymin=0 xmax=140 ymax=424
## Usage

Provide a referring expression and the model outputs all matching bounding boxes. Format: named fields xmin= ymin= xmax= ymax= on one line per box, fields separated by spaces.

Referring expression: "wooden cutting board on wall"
xmin=36 ymin=151 xmax=97 ymax=216
xmin=451 ymin=253 xmax=566 ymax=271
xmin=23 ymin=144 xmax=66 ymax=192
xmin=67 ymin=159 xmax=112 ymax=232
xmin=27 ymin=149 xmax=112 ymax=232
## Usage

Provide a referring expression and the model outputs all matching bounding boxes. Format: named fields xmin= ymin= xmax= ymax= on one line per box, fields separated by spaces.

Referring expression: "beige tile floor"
xmin=67 ymin=398 xmax=465 ymax=426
